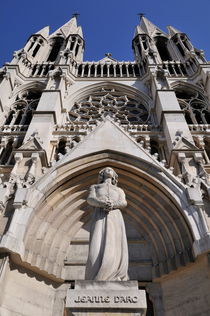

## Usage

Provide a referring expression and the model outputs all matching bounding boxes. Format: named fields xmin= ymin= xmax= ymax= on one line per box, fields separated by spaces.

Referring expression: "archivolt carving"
xmin=22 ymin=154 xmax=196 ymax=280
xmin=67 ymin=89 xmax=151 ymax=125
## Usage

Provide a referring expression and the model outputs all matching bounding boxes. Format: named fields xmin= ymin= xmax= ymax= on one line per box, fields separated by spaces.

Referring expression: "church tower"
xmin=0 ymin=15 xmax=210 ymax=316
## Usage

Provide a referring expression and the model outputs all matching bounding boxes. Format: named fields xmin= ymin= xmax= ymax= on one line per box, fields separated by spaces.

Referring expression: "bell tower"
xmin=132 ymin=15 xmax=172 ymax=64
xmin=48 ymin=15 xmax=85 ymax=64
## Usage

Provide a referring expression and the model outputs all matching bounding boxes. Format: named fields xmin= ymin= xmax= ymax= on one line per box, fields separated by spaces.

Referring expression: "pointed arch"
xmin=3 ymin=150 xmax=199 ymax=282
xmin=11 ymin=81 xmax=46 ymax=100
xmin=64 ymin=81 xmax=153 ymax=110
xmin=171 ymin=81 xmax=205 ymax=95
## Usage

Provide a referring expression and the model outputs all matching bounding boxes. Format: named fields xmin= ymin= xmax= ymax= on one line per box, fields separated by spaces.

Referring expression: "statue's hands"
xmin=104 ymin=200 xmax=114 ymax=212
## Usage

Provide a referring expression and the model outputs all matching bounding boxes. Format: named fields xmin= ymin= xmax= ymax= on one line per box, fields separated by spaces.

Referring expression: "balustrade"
xmin=0 ymin=125 xmax=28 ymax=133
xmin=77 ymin=61 xmax=146 ymax=78
xmin=188 ymin=124 xmax=210 ymax=132
xmin=162 ymin=60 xmax=198 ymax=77
xmin=27 ymin=58 xmax=199 ymax=79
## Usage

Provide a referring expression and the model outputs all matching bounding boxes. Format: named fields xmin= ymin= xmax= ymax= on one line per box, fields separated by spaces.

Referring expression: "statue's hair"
xmin=98 ymin=167 xmax=118 ymax=185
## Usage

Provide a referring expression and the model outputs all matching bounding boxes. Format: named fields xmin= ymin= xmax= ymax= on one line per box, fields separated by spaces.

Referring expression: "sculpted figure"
xmin=85 ymin=167 xmax=129 ymax=281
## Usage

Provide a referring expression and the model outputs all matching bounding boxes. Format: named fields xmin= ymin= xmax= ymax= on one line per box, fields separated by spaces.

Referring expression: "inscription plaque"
xmin=66 ymin=289 xmax=146 ymax=309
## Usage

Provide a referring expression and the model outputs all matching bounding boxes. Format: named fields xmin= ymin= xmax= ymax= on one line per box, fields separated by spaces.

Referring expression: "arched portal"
xmin=22 ymin=151 xmax=195 ymax=282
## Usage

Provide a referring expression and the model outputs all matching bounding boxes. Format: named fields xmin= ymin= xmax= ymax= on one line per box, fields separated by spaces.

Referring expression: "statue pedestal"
xmin=65 ymin=280 xmax=147 ymax=316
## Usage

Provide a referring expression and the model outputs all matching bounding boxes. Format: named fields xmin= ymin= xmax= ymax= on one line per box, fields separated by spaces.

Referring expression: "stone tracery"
xmin=67 ymin=89 xmax=152 ymax=125
xmin=176 ymin=90 xmax=210 ymax=125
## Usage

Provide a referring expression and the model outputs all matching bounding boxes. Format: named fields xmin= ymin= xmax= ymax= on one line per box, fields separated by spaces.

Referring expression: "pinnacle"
xmin=134 ymin=16 xmax=167 ymax=38
xmin=35 ymin=26 xmax=49 ymax=38
xmin=49 ymin=16 xmax=83 ymax=39
xmin=167 ymin=25 xmax=183 ymax=37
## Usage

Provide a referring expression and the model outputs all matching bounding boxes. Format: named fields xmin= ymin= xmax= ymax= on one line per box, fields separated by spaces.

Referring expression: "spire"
xmin=167 ymin=25 xmax=183 ymax=37
xmin=134 ymin=16 xmax=167 ymax=38
xmin=134 ymin=25 xmax=147 ymax=37
xmin=35 ymin=26 xmax=49 ymax=38
xmin=50 ymin=16 xmax=83 ymax=39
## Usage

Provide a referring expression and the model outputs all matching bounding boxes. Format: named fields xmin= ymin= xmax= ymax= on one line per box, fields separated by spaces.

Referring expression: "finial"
xmin=138 ymin=13 xmax=145 ymax=21
xmin=105 ymin=53 xmax=112 ymax=57
xmin=72 ymin=13 xmax=80 ymax=19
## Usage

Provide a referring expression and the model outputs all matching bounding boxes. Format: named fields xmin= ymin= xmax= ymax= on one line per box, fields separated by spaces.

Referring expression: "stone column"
xmin=149 ymin=64 xmax=195 ymax=155
xmin=156 ymin=90 xmax=194 ymax=150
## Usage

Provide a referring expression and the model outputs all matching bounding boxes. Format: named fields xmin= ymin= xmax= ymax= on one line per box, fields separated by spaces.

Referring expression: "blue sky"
xmin=1 ymin=0 xmax=210 ymax=65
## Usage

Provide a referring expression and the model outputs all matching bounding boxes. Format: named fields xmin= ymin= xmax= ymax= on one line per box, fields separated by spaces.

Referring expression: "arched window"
xmin=28 ymin=38 xmax=36 ymax=52
xmin=70 ymin=37 xmax=76 ymax=51
xmin=32 ymin=44 xmax=41 ymax=57
xmin=155 ymin=36 xmax=172 ymax=61
xmin=180 ymin=35 xmax=191 ymax=51
xmin=67 ymin=88 xmax=152 ymax=125
xmin=141 ymin=36 xmax=148 ymax=50
xmin=28 ymin=37 xmax=44 ymax=58
xmin=173 ymin=35 xmax=187 ymax=58
xmin=175 ymin=88 xmax=210 ymax=124
xmin=47 ymin=37 xmax=64 ymax=62
xmin=4 ymin=90 xmax=42 ymax=128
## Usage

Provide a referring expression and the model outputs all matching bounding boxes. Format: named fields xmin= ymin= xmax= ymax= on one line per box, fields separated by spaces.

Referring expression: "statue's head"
xmin=98 ymin=167 xmax=118 ymax=185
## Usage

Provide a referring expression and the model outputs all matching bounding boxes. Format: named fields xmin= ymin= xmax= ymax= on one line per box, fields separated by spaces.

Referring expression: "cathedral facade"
xmin=0 ymin=15 xmax=210 ymax=315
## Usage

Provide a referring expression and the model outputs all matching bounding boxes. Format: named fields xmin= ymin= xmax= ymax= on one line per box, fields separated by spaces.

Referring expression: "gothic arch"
xmin=64 ymin=82 xmax=154 ymax=126
xmin=11 ymin=81 xmax=46 ymax=100
xmin=65 ymin=81 xmax=153 ymax=110
xmin=18 ymin=151 xmax=199 ymax=281
xmin=172 ymin=81 xmax=210 ymax=124
xmin=171 ymin=81 xmax=204 ymax=95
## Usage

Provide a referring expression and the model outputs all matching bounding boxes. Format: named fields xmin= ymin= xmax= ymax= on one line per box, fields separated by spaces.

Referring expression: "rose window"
xmin=67 ymin=91 xmax=151 ymax=125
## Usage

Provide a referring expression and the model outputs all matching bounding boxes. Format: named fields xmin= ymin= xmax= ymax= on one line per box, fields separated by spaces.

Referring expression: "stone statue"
xmin=85 ymin=167 xmax=129 ymax=281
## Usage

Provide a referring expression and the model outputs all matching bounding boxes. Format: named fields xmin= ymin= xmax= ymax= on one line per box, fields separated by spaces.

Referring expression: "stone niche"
xmin=65 ymin=280 xmax=147 ymax=316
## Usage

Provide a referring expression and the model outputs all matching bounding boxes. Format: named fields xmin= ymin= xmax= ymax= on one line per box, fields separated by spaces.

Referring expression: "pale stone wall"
xmin=160 ymin=255 xmax=210 ymax=316
xmin=0 ymin=263 xmax=62 ymax=316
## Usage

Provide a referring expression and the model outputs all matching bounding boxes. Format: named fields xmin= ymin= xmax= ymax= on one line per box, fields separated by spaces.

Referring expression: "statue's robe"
xmin=85 ymin=183 xmax=129 ymax=281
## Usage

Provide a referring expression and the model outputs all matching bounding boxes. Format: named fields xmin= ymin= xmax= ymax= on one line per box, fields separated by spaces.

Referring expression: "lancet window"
xmin=176 ymin=89 xmax=210 ymax=124
xmin=47 ymin=37 xmax=64 ymax=62
xmin=154 ymin=36 xmax=172 ymax=61
xmin=173 ymin=34 xmax=192 ymax=58
xmin=5 ymin=90 xmax=41 ymax=128
xmin=180 ymin=35 xmax=192 ymax=51
xmin=28 ymin=36 xmax=44 ymax=58
xmin=67 ymin=89 xmax=151 ymax=125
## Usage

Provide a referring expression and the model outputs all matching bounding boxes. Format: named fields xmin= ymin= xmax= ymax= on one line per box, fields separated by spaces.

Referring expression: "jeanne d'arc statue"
xmin=85 ymin=167 xmax=129 ymax=281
